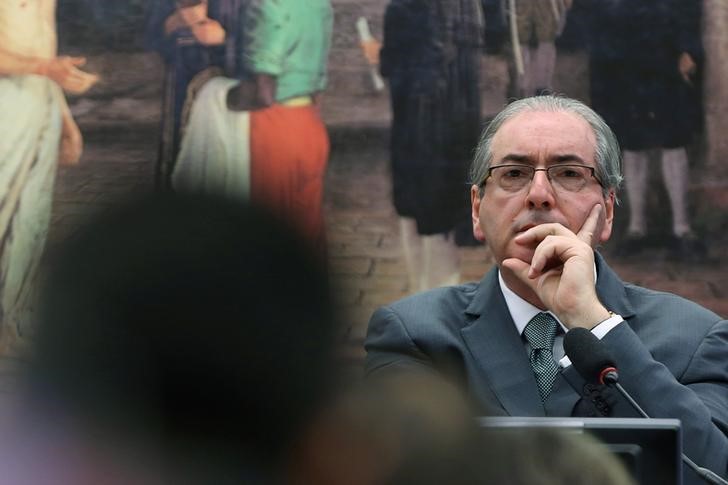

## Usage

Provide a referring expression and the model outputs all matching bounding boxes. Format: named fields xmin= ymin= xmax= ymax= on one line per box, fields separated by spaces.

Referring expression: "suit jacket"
xmin=365 ymin=254 xmax=728 ymax=483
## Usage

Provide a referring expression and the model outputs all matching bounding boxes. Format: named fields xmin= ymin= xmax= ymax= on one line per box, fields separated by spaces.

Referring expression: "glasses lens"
xmin=548 ymin=165 xmax=591 ymax=191
xmin=492 ymin=166 xmax=533 ymax=191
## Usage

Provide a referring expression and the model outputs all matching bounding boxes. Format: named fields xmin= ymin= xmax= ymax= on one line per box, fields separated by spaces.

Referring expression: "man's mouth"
xmin=513 ymin=215 xmax=564 ymax=234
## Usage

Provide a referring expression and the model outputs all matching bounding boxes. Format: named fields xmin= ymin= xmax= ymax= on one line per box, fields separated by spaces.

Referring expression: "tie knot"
xmin=524 ymin=312 xmax=558 ymax=350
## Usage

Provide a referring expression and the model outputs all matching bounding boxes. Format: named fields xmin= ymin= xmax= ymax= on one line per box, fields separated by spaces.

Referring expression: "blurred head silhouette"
xmin=12 ymin=193 xmax=335 ymax=484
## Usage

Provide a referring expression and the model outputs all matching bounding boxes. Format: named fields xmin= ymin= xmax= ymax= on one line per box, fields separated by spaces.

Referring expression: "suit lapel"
xmin=594 ymin=253 xmax=636 ymax=320
xmin=460 ymin=269 xmax=545 ymax=416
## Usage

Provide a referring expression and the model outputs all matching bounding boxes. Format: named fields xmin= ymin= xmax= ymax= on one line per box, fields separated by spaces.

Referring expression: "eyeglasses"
xmin=481 ymin=164 xmax=603 ymax=193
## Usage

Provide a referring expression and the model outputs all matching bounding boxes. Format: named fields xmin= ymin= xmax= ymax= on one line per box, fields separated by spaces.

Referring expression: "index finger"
xmin=576 ymin=204 xmax=602 ymax=245
xmin=513 ymin=222 xmax=573 ymax=246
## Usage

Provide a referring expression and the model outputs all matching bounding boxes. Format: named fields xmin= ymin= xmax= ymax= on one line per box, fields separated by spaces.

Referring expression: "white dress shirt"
xmin=497 ymin=269 xmax=624 ymax=369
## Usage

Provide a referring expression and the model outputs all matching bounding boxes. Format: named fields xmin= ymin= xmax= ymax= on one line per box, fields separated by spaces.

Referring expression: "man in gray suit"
xmin=365 ymin=96 xmax=727 ymax=483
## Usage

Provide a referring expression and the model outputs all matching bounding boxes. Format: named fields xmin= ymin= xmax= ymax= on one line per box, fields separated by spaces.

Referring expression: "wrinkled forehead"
xmin=491 ymin=110 xmax=597 ymax=165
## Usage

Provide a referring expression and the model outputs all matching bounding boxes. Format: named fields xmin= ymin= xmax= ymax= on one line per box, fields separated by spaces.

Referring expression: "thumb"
xmin=69 ymin=56 xmax=87 ymax=66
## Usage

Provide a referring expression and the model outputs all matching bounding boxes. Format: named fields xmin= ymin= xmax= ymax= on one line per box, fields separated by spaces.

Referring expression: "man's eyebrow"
xmin=496 ymin=154 xmax=588 ymax=165
xmin=550 ymin=154 xmax=587 ymax=164
xmin=498 ymin=154 xmax=534 ymax=164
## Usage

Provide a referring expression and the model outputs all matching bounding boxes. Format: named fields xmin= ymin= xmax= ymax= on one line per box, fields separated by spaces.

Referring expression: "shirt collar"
xmin=497 ymin=265 xmax=598 ymax=336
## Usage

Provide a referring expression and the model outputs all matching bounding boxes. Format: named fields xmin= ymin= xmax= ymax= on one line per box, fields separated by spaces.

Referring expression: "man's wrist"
xmin=590 ymin=312 xmax=624 ymax=339
xmin=32 ymin=58 xmax=49 ymax=77
xmin=562 ymin=305 xmax=611 ymax=330
xmin=588 ymin=310 xmax=616 ymax=330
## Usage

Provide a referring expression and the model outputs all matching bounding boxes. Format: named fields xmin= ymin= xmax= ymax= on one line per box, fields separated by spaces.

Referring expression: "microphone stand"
xmin=602 ymin=371 xmax=728 ymax=485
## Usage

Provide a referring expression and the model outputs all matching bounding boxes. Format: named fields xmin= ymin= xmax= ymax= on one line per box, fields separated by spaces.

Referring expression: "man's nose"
xmin=525 ymin=170 xmax=556 ymax=209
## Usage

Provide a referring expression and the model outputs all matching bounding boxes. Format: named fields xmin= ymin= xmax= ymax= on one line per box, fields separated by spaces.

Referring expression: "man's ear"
xmin=599 ymin=190 xmax=616 ymax=243
xmin=471 ymin=185 xmax=485 ymax=242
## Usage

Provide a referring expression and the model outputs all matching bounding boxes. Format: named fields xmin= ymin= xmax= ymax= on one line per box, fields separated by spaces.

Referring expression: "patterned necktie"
xmin=523 ymin=312 xmax=560 ymax=401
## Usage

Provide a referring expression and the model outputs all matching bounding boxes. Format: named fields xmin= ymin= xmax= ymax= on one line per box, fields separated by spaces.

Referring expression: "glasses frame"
xmin=479 ymin=164 xmax=604 ymax=192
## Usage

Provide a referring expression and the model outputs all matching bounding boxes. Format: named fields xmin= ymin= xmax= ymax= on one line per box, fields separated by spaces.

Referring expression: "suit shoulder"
xmin=373 ymin=282 xmax=479 ymax=331
xmin=623 ymin=282 xmax=722 ymax=326
xmin=387 ymin=282 xmax=478 ymax=312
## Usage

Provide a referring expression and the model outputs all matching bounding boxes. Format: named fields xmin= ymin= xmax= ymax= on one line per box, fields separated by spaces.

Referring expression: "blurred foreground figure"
xmin=0 ymin=194 xmax=335 ymax=484
xmin=471 ymin=427 xmax=634 ymax=485
xmin=0 ymin=0 xmax=97 ymax=353
xmin=292 ymin=373 xmax=479 ymax=485
xmin=293 ymin=373 xmax=633 ymax=485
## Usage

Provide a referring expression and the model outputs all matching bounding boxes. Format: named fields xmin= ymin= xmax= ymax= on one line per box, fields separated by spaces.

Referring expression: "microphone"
xmin=563 ymin=327 xmax=619 ymax=385
xmin=564 ymin=328 xmax=728 ymax=485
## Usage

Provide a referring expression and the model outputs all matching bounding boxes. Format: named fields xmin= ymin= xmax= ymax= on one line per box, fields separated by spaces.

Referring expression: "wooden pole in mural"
xmin=703 ymin=0 xmax=728 ymax=183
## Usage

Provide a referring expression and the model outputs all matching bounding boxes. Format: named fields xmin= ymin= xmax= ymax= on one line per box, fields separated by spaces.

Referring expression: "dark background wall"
xmin=57 ymin=0 xmax=147 ymax=53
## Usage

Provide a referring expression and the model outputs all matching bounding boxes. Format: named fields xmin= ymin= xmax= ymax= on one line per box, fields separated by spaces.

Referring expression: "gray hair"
xmin=470 ymin=95 xmax=623 ymax=198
